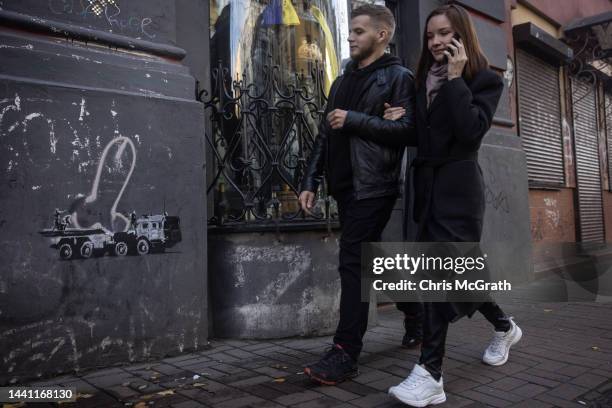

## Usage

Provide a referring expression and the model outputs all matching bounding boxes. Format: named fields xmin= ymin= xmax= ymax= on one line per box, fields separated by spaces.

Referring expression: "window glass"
xmin=207 ymin=0 xmax=349 ymax=226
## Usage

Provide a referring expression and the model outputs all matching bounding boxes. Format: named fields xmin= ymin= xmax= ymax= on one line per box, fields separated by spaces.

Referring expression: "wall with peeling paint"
xmin=0 ymin=1 xmax=207 ymax=385
xmin=209 ymin=232 xmax=342 ymax=338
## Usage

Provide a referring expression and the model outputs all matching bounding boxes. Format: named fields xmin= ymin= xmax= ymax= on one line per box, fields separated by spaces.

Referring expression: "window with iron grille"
xmin=204 ymin=0 xmax=350 ymax=229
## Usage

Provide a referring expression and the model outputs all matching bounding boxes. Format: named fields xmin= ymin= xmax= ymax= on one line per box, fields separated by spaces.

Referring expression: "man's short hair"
xmin=351 ymin=4 xmax=396 ymax=41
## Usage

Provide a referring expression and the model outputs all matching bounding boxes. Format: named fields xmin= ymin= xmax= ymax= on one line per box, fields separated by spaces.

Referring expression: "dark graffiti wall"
xmin=0 ymin=1 xmax=207 ymax=385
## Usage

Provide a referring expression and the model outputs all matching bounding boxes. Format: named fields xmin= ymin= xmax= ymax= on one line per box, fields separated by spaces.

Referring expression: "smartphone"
xmin=444 ymin=33 xmax=461 ymax=63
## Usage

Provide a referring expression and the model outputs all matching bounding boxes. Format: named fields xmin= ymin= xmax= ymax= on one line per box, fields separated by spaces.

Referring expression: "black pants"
xmin=395 ymin=301 xmax=509 ymax=329
xmin=419 ymin=301 xmax=511 ymax=381
xmin=333 ymin=192 xmax=397 ymax=361
xmin=396 ymin=302 xmax=424 ymax=318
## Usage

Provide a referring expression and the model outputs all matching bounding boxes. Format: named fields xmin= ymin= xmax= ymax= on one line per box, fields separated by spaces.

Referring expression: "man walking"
xmin=299 ymin=4 xmax=416 ymax=385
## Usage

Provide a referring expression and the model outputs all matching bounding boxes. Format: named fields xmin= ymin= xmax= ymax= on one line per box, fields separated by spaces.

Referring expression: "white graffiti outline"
xmin=72 ymin=136 xmax=137 ymax=231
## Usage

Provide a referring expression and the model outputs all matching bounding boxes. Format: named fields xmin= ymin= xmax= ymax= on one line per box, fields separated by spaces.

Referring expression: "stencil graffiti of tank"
xmin=39 ymin=210 xmax=182 ymax=260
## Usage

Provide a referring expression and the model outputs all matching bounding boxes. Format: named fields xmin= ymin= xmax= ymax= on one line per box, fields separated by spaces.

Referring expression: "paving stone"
xmin=240 ymin=383 xmax=286 ymax=400
xmin=171 ymin=401 xmax=209 ymax=408
xmin=546 ymin=383 xmax=589 ymax=400
xmin=446 ymin=378 xmax=481 ymax=393
xmin=60 ymin=379 xmax=99 ymax=394
xmin=253 ymin=366 xmax=291 ymax=378
xmin=209 ymin=363 xmax=248 ymax=375
xmin=487 ymin=377 xmax=528 ymax=392
xmin=82 ymin=367 xmax=127 ymax=379
xmin=366 ymin=375 xmax=404 ymax=392
xmin=460 ymin=389 xmax=514 ymax=407
xmin=442 ymin=393 xmax=479 ymax=408
xmin=473 ymin=385 xmax=524 ymax=403
xmin=569 ymin=372 xmax=609 ymax=388
xmin=149 ymin=364 xmax=190 ymax=376
xmin=104 ymin=384 xmax=139 ymax=400
xmin=227 ymin=375 xmax=273 ymax=388
xmin=351 ymin=369 xmax=392 ymax=385
xmin=315 ymin=385 xmax=360 ymax=401
xmin=349 ymin=392 xmax=395 ymax=408
xmin=224 ymin=348 xmax=259 ymax=359
xmin=274 ymin=390 xmax=322 ymax=405
xmin=535 ymin=393 xmax=585 ymax=408
xmin=84 ymin=373 xmax=137 ymax=388
xmin=244 ymin=343 xmax=282 ymax=352
xmin=507 ymin=400 xmax=554 ymax=408
xmin=163 ymin=353 xmax=203 ymax=364
xmin=512 ymin=372 xmax=561 ymax=388
xmin=208 ymin=352 xmax=243 ymax=363
xmin=336 ymin=381 xmax=379 ymax=396
xmin=214 ymin=395 xmax=268 ymax=408
xmin=292 ymin=396 xmax=351 ymax=408
xmin=508 ymin=383 xmax=548 ymax=399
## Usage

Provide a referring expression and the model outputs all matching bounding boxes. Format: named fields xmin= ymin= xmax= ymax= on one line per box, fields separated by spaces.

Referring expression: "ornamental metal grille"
xmin=199 ymin=60 xmax=338 ymax=229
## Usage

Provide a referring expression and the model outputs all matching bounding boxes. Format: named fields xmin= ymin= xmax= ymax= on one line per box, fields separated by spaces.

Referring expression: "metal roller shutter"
xmin=572 ymin=77 xmax=604 ymax=242
xmin=516 ymin=49 xmax=564 ymax=185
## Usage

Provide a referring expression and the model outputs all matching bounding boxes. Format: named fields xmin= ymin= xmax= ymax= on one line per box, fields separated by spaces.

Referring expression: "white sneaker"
xmin=388 ymin=364 xmax=446 ymax=407
xmin=483 ymin=317 xmax=522 ymax=366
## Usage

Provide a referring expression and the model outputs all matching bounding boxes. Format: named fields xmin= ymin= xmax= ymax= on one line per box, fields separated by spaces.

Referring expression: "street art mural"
xmin=0 ymin=86 xmax=204 ymax=385
xmin=1 ymin=95 xmax=183 ymax=260
xmin=35 ymin=136 xmax=182 ymax=260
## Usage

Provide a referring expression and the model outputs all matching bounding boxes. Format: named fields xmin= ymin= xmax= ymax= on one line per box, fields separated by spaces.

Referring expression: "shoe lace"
xmin=398 ymin=373 xmax=426 ymax=390
xmin=321 ymin=345 xmax=350 ymax=366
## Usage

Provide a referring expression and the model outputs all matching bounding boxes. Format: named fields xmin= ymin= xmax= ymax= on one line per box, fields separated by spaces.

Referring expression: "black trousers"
xmin=406 ymin=212 xmax=512 ymax=380
xmin=333 ymin=192 xmax=397 ymax=361
xmin=395 ymin=301 xmax=509 ymax=329
xmin=418 ymin=301 xmax=510 ymax=381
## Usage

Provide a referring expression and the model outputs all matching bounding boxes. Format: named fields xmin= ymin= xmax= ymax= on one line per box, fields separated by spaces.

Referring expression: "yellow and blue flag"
xmin=262 ymin=0 xmax=300 ymax=26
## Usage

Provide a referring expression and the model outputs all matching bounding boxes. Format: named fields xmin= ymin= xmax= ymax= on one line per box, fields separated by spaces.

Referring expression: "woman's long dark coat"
xmin=412 ymin=68 xmax=504 ymax=321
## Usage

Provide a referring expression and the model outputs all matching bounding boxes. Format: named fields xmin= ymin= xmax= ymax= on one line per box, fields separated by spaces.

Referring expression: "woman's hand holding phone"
xmin=444 ymin=37 xmax=468 ymax=80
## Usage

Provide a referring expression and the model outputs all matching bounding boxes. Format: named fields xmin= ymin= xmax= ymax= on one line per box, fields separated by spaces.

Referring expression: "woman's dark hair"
xmin=415 ymin=4 xmax=489 ymax=87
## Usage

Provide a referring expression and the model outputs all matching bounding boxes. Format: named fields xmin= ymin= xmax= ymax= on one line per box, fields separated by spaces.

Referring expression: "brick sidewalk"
xmin=25 ymin=300 xmax=612 ymax=408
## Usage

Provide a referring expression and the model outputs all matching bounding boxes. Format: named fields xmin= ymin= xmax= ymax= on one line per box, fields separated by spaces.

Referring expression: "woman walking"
xmin=375 ymin=5 xmax=522 ymax=406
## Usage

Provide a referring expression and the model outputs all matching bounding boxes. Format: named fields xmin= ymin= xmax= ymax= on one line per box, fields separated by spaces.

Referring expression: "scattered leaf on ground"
xmin=156 ymin=390 xmax=175 ymax=396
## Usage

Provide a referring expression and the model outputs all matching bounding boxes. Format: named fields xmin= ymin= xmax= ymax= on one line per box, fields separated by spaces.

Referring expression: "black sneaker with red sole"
xmin=303 ymin=344 xmax=359 ymax=385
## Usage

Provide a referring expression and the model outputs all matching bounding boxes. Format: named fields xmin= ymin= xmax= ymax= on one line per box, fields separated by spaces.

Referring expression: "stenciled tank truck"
xmin=39 ymin=210 xmax=182 ymax=260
